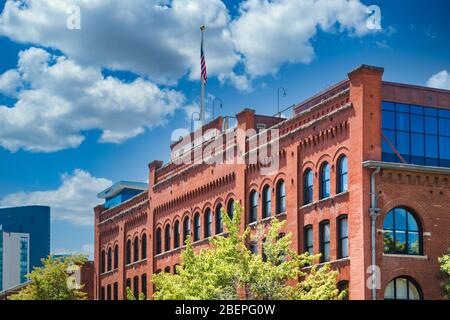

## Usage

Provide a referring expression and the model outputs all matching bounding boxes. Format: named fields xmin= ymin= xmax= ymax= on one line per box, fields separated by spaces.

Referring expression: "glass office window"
xmin=382 ymin=102 xmax=450 ymax=167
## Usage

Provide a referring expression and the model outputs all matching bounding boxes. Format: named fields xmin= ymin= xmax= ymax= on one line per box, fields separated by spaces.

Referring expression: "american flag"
xmin=200 ymin=32 xmax=207 ymax=84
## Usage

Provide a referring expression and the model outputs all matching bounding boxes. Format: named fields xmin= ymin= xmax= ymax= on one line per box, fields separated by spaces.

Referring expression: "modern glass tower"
xmin=0 ymin=205 xmax=50 ymax=290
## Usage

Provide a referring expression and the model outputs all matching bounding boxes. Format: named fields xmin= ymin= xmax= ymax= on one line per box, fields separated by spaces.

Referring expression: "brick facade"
xmin=94 ymin=65 xmax=450 ymax=300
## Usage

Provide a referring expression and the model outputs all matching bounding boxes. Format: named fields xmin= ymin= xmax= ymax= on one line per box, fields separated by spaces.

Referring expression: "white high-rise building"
xmin=0 ymin=225 xmax=30 ymax=291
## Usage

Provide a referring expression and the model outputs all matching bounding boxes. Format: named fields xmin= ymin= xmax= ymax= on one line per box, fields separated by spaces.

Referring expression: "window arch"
xmin=204 ymin=208 xmax=212 ymax=238
xmin=126 ymin=239 xmax=131 ymax=264
xmin=276 ymin=180 xmax=286 ymax=214
xmin=133 ymin=237 xmax=139 ymax=262
xmin=249 ymin=190 xmax=258 ymax=223
xmin=114 ymin=244 xmax=119 ymax=269
xmin=141 ymin=234 xmax=147 ymax=260
xmin=164 ymin=224 xmax=171 ymax=252
xmin=193 ymin=212 xmax=201 ymax=242
xmin=384 ymin=277 xmax=422 ymax=300
xmin=319 ymin=162 xmax=331 ymax=199
xmin=262 ymin=185 xmax=271 ymax=219
xmin=227 ymin=199 xmax=235 ymax=219
xmin=101 ymin=249 xmax=106 ymax=273
xmin=337 ymin=155 xmax=348 ymax=193
xmin=303 ymin=169 xmax=314 ymax=205
xmin=156 ymin=228 xmax=162 ymax=255
xmin=216 ymin=204 xmax=223 ymax=234
xmin=183 ymin=216 xmax=190 ymax=244
xmin=107 ymin=247 xmax=112 ymax=271
xmin=174 ymin=220 xmax=180 ymax=248
xmin=164 ymin=266 xmax=171 ymax=273
xmin=383 ymin=207 xmax=422 ymax=255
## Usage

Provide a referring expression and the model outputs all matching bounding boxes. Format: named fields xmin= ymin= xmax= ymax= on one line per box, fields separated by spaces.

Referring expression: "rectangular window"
xmin=107 ymin=284 xmax=111 ymax=300
xmin=338 ymin=216 xmax=349 ymax=259
xmin=382 ymin=102 xmax=450 ymax=168
xmin=319 ymin=222 xmax=330 ymax=262
xmin=304 ymin=226 xmax=313 ymax=255
xmin=113 ymin=283 xmax=118 ymax=300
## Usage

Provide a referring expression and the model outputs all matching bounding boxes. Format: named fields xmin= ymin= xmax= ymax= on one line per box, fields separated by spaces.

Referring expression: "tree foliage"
xmin=126 ymin=287 xmax=146 ymax=300
xmin=153 ymin=203 xmax=345 ymax=300
xmin=9 ymin=255 xmax=88 ymax=300
xmin=439 ymin=249 xmax=450 ymax=298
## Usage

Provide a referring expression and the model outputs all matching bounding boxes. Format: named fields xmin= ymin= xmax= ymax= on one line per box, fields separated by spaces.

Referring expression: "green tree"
xmin=438 ymin=249 xmax=450 ymax=298
xmin=126 ymin=287 xmax=146 ymax=300
xmin=9 ymin=254 xmax=88 ymax=300
xmin=153 ymin=203 xmax=345 ymax=300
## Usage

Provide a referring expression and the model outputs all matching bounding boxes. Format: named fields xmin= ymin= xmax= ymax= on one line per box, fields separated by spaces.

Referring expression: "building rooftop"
xmin=97 ymin=181 xmax=148 ymax=200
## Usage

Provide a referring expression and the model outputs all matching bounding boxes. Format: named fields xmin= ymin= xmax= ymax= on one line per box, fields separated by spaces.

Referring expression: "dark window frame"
xmin=303 ymin=169 xmax=314 ymax=205
xmin=204 ymin=208 xmax=212 ymax=238
xmin=133 ymin=237 xmax=139 ymax=262
xmin=183 ymin=216 xmax=190 ymax=244
xmin=304 ymin=225 xmax=313 ymax=255
xmin=155 ymin=228 xmax=162 ymax=255
xmin=319 ymin=163 xmax=331 ymax=199
xmin=337 ymin=215 xmax=349 ymax=259
xmin=383 ymin=207 xmax=423 ymax=255
xmin=249 ymin=190 xmax=258 ymax=223
xmin=276 ymin=180 xmax=286 ymax=214
xmin=216 ymin=204 xmax=223 ymax=234
xmin=174 ymin=220 xmax=180 ymax=248
xmin=336 ymin=156 xmax=348 ymax=194
xmin=164 ymin=224 xmax=171 ymax=252
xmin=126 ymin=239 xmax=132 ymax=264
xmin=319 ymin=220 xmax=331 ymax=263
xmin=262 ymin=185 xmax=271 ymax=219
xmin=194 ymin=212 xmax=201 ymax=242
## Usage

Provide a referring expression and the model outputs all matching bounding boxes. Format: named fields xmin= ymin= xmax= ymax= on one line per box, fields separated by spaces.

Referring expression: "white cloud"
xmin=0 ymin=69 xmax=23 ymax=97
xmin=231 ymin=0 xmax=374 ymax=77
xmin=0 ymin=0 xmax=240 ymax=85
xmin=426 ymin=70 xmax=450 ymax=90
xmin=0 ymin=0 xmax=375 ymax=87
xmin=0 ymin=47 xmax=185 ymax=152
xmin=0 ymin=169 xmax=112 ymax=226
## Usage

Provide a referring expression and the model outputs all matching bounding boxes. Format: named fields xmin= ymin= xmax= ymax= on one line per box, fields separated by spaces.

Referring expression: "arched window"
xmin=383 ymin=207 xmax=422 ymax=255
xmin=101 ymin=249 xmax=106 ymax=273
xmin=262 ymin=185 xmax=271 ymax=219
xmin=133 ymin=237 xmax=139 ymax=262
xmin=384 ymin=277 xmax=422 ymax=300
xmin=227 ymin=199 xmax=235 ymax=219
xmin=303 ymin=169 xmax=314 ymax=205
xmin=204 ymin=208 xmax=212 ymax=238
xmin=141 ymin=234 xmax=147 ymax=260
xmin=107 ymin=247 xmax=112 ymax=271
xmin=174 ymin=220 xmax=180 ymax=248
xmin=114 ymin=244 xmax=119 ymax=269
xmin=164 ymin=224 xmax=171 ymax=252
xmin=164 ymin=266 xmax=171 ymax=273
xmin=193 ymin=213 xmax=201 ymax=242
xmin=183 ymin=216 xmax=190 ymax=244
xmin=319 ymin=220 xmax=330 ymax=262
xmin=276 ymin=180 xmax=286 ymax=214
xmin=337 ymin=156 xmax=348 ymax=193
xmin=216 ymin=204 xmax=223 ymax=234
xmin=249 ymin=191 xmax=258 ymax=223
xmin=156 ymin=228 xmax=162 ymax=255
xmin=126 ymin=240 xmax=131 ymax=264
xmin=337 ymin=215 xmax=349 ymax=259
xmin=320 ymin=162 xmax=331 ymax=199
xmin=337 ymin=281 xmax=349 ymax=300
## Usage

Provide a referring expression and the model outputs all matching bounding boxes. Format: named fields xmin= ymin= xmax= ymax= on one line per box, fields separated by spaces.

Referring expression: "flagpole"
xmin=200 ymin=25 xmax=206 ymax=124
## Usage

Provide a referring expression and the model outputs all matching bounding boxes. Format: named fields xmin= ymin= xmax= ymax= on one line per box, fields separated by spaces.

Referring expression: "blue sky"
xmin=0 ymin=0 xmax=449 ymax=258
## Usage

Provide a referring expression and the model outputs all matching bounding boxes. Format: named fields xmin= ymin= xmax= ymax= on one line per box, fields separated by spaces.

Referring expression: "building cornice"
xmin=362 ymin=160 xmax=450 ymax=175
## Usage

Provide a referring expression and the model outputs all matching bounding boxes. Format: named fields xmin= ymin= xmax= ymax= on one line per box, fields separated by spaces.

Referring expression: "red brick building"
xmin=94 ymin=65 xmax=450 ymax=300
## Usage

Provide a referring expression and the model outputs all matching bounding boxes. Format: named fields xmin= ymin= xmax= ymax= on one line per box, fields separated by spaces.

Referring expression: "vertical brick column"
xmin=347 ymin=65 xmax=384 ymax=299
